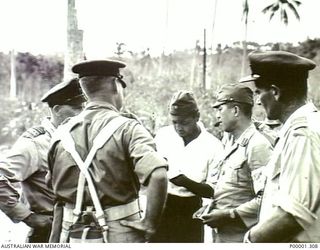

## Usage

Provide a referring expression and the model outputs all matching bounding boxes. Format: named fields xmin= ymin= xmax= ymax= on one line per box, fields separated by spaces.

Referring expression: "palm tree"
xmin=241 ymin=0 xmax=249 ymax=76
xmin=262 ymin=0 xmax=301 ymax=49
xmin=262 ymin=0 xmax=301 ymax=25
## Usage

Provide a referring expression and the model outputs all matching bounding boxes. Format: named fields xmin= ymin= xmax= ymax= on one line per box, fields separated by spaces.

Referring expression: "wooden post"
xmin=203 ymin=29 xmax=207 ymax=90
xmin=10 ymin=49 xmax=17 ymax=99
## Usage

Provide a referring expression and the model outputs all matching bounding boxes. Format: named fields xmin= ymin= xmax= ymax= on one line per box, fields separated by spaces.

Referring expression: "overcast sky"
xmin=0 ymin=0 xmax=320 ymax=58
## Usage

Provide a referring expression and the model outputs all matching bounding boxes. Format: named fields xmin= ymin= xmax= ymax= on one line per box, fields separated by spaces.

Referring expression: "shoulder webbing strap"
xmin=58 ymin=116 xmax=128 ymax=229
xmin=73 ymin=116 xmax=128 ymax=222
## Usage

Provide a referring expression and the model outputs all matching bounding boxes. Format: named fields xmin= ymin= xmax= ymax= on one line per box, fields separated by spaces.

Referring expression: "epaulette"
xmin=21 ymin=126 xmax=46 ymax=139
xmin=120 ymin=112 xmax=142 ymax=124
xmin=291 ymin=117 xmax=308 ymax=131
xmin=253 ymin=121 xmax=278 ymax=147
xmin=50 ymin=113 xmax=86 ymax=145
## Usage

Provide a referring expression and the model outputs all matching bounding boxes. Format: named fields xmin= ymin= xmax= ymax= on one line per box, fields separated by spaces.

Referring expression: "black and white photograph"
xmin=0 ymin=0 xmax=320 ymax=248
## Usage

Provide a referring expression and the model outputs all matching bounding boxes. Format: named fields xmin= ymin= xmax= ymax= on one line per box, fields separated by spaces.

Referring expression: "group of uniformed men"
xmin=0 ymin=50 xmax=319 ymax=243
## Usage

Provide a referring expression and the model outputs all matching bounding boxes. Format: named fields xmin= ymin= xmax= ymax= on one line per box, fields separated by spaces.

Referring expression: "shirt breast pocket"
xmin=226 ymin=158 xmax=250 ymax=184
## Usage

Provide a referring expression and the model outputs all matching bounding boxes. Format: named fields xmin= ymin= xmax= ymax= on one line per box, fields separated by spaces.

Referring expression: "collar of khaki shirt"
xmin=41 ymin=117 xmax=56 ymax=137
xmin=234 ymin=123 xmax=256 ymax=147
xmin=85 ymin=101 xmax=119 ymax=112
xmin=222 ymin=123 xmax=256 ymax=160
xmin=277 ymin=102 xmax=317 ymax=141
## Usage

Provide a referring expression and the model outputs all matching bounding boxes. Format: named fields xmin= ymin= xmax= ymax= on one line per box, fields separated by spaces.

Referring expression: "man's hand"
xmin=242 ymin=207 xmax=303 ymax=242
xmin=201 ymin=209 xmax=230 ymax=228
xmin=170 ymin=174 xmax=187 ymax=187
xmin=192 ymin=205 xmax=209 ymax=220
xmin=120 ymin=218 xmax=156 ymax=242
xmin=23 ymin=213 xmax=53 ymax=229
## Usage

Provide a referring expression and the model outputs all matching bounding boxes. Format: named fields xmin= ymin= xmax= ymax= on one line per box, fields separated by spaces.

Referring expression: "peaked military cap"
xmin=240 ymin=51 xmax=316 ymax=84
xmin=72 ymin=59 xmax=127 ymax=88
xmin=41 ymin=78 xmax=86 ymax=106
xmin=212 ymin=84 xmax=253 ymax=108
xmin=169 ymin=90 xmax=199 ymax=116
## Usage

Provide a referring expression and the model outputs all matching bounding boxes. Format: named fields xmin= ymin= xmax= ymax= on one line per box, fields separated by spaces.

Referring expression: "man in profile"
xmin=0 ymin=78 xmax=86 ymax=242
xmin=194 ymin=84 xmax=272 ymax=242
xmin=241 ymin=51 xmax=320 ymax=242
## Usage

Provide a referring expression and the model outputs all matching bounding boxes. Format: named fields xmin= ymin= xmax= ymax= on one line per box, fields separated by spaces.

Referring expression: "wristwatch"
xmin=229 ymin=208 xmax=237 ymax=219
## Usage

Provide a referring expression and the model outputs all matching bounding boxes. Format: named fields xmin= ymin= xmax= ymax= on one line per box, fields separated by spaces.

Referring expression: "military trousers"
xmin=26 ymin=226 xmax=51 ymax=243
xmin=150 ymin=194 xmax=203 ymax=243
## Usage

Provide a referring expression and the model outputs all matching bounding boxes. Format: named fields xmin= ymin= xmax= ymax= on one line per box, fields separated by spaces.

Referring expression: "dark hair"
xmin=278 ymin=79 xmax=308 ymax=104
xmin=79 ymin=76 xmax=117 ymax=97
xmin=226 ymin=102 xmax=253 ymax=118
xmin=256 ymin=78 xmax=308 ymax=104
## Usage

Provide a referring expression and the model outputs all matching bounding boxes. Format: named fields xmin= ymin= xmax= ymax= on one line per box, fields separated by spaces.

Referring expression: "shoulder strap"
xmin=57 ymin=116 xmax=128 ymax=230
xmin=73 ymin=116 xmax=128 ymax=221
xmin=22 ymin=126 xmax=46 ymax=139
xmin=253 ymin=121 xmax=278 ymax=148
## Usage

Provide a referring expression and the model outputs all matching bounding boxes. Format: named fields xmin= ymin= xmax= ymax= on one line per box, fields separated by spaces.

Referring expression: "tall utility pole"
xmin=64 ymin=0 xmax=84 ymax=80
xmin=202 ymin=29 xmax=207 ymax=91
xmin=10 ymin=49 xmax=17 ymax=99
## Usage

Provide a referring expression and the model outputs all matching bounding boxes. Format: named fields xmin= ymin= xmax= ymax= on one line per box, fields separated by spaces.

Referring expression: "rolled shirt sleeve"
xmin=0 ymin=174 xmax=31 ymax=222
xmin=272 ymin=129 xmax=320 ymax=230
xmin=0 ymin=137 xmax=38 ymax=222
xmin=127 ymin=122 xmax=168 ymax=185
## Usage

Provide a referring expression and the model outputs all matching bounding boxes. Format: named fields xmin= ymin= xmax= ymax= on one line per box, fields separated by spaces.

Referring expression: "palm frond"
xmin=287 ymin=2 xmax=301 ymax=20
xmin=269 ymin=11 xmax=276 ymax=21
xmin=293 ymin=0 xmax=302 ymax=6
xmin=281 ymin=8 xmax=288 ymax=25
xmin=262 ymin=4 xmax=275 ymax=14
xmin=271 ymin=4 xmax=280 ymax=12
xmin=242 ymin=0 xmax=249 ymax=23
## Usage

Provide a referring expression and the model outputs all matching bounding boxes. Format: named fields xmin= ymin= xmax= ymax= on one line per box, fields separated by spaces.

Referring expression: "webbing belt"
xmin=63 ymin=198 xmax=141 ymax=223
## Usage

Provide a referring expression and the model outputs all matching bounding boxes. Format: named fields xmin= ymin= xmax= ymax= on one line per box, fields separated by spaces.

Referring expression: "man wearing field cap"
xmin=48 ymin=59 xmax=168 ymax=243
xmin=193 ymin=84 xmax=272 ymax=242
xmin=152 ymin=90 xmax=223 ymax=242
xmin=241 ymin=51 xmax=320 ymax=242
xmin=0 ymin=78 xmax=85 ymax=242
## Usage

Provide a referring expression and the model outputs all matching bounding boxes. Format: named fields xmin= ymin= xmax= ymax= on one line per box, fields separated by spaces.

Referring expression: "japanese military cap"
xmin=169 ymin=90 xmax=199 ymax=116
xmin=212 ymin=84 xmax=253 ymax=108
xmin=41 ymin=78 xmax=86 ymax=106
xmin=239 ymin=51 xmax=316 ymax=87
xmin=71 ymin=59 xmax=127 ymax=88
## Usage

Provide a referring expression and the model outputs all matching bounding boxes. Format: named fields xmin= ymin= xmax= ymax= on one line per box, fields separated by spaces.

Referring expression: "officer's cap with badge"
xmin=41 ymin=78 xmax=86 ymax=107
xmin=212 ymin=84 xmax=254 ymax=108
xmin=239 ymin=51 xmax=316 ymax=89
xmin=71 ymin=59 xmax=127 ymax=88
xmin=169 ymin=91 xmax=199 ymax=116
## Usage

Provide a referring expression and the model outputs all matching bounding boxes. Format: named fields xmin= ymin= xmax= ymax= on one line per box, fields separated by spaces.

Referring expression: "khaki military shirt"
xmin=211 ymin=124 xmax=272 ymax=227
xmin=259 ymin=103 xmax=320 ymax=242
xmin=0 ymin=118 xmax=56 ymax=222
xmin=48 ymin=102 xmax=168 ymax=207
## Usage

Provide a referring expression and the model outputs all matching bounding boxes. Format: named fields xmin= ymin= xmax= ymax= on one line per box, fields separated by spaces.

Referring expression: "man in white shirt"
xmin=152 ymin=90 xmax=223 ymax=242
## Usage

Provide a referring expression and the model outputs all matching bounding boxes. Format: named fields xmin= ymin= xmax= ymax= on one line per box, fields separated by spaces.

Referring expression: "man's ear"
xmin=234 ymin=105 xmax=240 ymax=117
xmin=52 ymin=105 xmax=62 ymax=116
xmin=270 ymin=85 xmax=281 ymax=101
xmin=195 ymin=111 xmax=200 ymax=121
xmin=113 ymin=78 xmax=122 ymax=94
